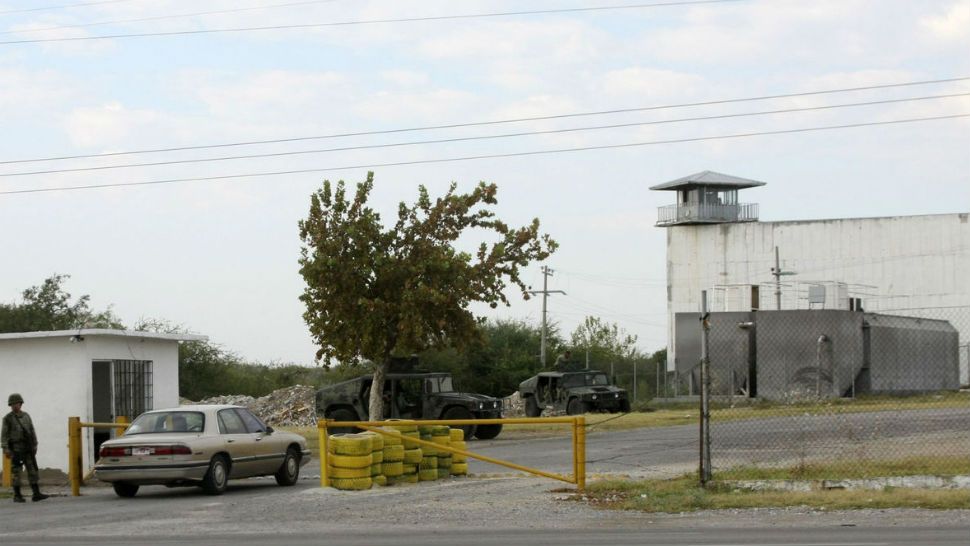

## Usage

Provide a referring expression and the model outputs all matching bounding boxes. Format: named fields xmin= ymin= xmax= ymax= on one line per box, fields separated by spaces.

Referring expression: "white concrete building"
xmin=0 ymin=329 xmax=206 ymax=474
xmin=653 ymin=171 xmax=970 ymax=385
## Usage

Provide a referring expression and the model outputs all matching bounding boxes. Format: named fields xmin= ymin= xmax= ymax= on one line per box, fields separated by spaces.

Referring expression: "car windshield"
xmin=562 ymin=373 xmax=610 ymax=388
xmin=427 ymin=376 xmax=455 ymax=393
xmin=126 ymin=411 xmax=205 ymax=435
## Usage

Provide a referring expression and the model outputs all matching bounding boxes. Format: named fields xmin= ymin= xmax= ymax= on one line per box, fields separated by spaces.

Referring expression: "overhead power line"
xmin=0 ymin=0 xmax=139 ymax=15
xmin=3 ymin=76 xmax=967 ymax=166
xmin=0 ymin=0 xmax=340 ymax=36
xmin=1 ymin=113 xmax=965 ymax=196
xmin=3 ymin=92 xmax=966 ymax=178
xmin=0 ymin=0 xmax=746 ymax=44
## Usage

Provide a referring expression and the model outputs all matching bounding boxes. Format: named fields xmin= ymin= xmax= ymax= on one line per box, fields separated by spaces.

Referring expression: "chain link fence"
xmin=676 ymin=306 xmax=970 ymax=477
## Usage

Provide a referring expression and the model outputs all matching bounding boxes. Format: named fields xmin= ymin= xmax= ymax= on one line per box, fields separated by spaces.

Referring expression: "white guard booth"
xmin=0 ymin=329 xmax=207 ymax=475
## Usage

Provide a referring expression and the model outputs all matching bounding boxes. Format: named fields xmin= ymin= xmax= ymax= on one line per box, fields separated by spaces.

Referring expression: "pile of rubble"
xmin=193 ymin=385 xmax=318 ymax=427
xmin=503 ymin=391 xmax=525 ymax=417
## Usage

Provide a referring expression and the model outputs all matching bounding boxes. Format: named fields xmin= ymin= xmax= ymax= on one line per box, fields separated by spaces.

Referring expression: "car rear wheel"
xmin=275 ymin=447 xmax=300 ymax=486
xmin=524 ymin=396 xmax=541 ymax=417
xmin=201 ymin=455 xmax=229 ymax=495
xmin=441 ymin=406 xmax=475 ymax=440
xmin=112 ymin=482 xmax=139 ymax=498
xmin=473 ymin=424 xmax=502 ymax=440
xmin=566 ymin=398 xmax=588 ymax=416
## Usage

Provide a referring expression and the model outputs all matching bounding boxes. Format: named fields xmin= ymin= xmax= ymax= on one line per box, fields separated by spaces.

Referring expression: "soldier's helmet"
xmin=8 ymin=393 xmax=24 ymax=406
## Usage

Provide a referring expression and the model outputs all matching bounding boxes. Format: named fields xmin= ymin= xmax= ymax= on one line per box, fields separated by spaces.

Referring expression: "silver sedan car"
xmin=94 ymin=405 xmax=311 ymax=497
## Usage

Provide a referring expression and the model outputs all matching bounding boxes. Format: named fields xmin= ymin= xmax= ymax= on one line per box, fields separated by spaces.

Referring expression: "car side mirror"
xmin=265 ymin=426 xmax=274 ymax=435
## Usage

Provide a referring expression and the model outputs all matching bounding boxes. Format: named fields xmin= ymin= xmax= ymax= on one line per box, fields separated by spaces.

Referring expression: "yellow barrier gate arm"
xmin=317 ymin=416 xmax=586 ymax=491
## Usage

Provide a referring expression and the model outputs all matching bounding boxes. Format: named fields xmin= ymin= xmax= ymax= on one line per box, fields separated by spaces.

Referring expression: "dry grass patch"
xmin=580 ymin=457 xmax=970 ymax=512
xmin=718 ymin=456 xmax=970 ymax=481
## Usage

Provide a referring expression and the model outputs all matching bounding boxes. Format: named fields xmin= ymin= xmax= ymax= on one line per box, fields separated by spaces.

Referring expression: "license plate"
xmin=132 ymin=447 xmax=154 ymax=456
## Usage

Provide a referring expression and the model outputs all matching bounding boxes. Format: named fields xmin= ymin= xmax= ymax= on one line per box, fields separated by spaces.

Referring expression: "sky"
xmin=0 ymin=0 xmax=968 ymax=365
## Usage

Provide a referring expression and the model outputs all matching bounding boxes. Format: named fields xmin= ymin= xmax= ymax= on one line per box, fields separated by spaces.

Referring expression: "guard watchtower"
xmin=651 ymin=170 xmax=765 ymax=226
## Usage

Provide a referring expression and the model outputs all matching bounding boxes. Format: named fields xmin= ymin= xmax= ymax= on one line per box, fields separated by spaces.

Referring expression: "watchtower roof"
xmin=650 ymin=170 xmax=766 ymax=191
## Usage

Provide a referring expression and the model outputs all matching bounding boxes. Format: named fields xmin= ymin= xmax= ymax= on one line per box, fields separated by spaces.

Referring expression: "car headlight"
xmin=591 ymin=394 xmax=598 ymax=400
xmin=478 ymin=402 xmax=484 ymax=410
xmin=614 ymin=393 xmax=620 ymax=398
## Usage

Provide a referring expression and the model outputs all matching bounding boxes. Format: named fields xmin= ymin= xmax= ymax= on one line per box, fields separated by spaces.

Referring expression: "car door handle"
xmin=255 ymin=436 xmax=263 ymax=441
xmin=227 ymin=439 xmax=235 ymax=443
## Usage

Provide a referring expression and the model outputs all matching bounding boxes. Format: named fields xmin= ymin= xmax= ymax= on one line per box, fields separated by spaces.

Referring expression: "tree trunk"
xmin=368 ymin=360 xmax=388 ymax=421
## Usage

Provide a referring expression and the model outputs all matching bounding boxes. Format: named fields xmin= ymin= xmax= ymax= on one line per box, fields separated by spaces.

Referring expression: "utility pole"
xmin=527 ymin=266 xmax=566 ymax=368
xmin=770 ymin=246 xmax=796 ymax=310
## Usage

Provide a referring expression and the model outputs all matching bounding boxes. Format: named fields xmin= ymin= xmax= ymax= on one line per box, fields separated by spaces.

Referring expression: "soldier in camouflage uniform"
xmin=2 ymin=393 xmax=49 ymax=502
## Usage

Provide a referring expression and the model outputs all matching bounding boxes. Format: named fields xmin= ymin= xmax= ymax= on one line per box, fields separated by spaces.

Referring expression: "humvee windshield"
xmin=562 ymin=373 xmax=610 ymax=388
xmin=427 ymin=375 xmax=455 ymax=393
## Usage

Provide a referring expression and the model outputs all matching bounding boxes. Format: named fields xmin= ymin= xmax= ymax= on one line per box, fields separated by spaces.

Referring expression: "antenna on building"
xmin=770 ymin=246 xmax=796 ymax=310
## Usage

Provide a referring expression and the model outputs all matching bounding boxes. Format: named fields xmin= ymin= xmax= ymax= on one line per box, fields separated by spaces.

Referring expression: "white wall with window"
xmin=0 ymin=329 xmax=206 ymax=473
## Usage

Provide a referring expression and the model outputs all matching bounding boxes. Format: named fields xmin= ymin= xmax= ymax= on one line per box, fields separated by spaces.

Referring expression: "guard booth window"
xmin=114 ymin=359 xmax=153 ymax=420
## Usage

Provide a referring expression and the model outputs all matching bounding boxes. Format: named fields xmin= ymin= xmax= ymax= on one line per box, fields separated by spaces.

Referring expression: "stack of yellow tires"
xmin=382 ymin=430 xmax=405 ymax=483
xmin=418 ymin=426 xmax=438 ymax=481
xmin=449 ymin=427 xmax=468 ymax=476
xmin=385 ymin=422 xmax=420 ymax=485
xmin=328 ymin=433 xmax=373 ymax=490
xmin=362 ymin=431 xmax=386 ymax=487
xmin=431 ymin=425 xmax=452 ymax=479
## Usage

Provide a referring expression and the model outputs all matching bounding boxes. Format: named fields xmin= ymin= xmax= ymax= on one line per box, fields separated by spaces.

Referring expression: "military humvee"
xmin=518 ymin=370 xmax=630 ymax=416
xmin=315 ymin=372 xmax=504 ymax=440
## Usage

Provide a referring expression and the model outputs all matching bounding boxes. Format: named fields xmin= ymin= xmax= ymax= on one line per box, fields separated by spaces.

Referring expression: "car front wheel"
xmin=201 ymin=455 xmax=229 ymax=495
xmin=275 ymin=447 xmax=300 ymax=486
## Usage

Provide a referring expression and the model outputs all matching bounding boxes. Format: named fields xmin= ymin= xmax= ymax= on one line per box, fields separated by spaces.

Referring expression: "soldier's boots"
xmin=12 ymin=486 xmax=25 ymax=503
xmin=30 ymin=484 xmax=49 ymax=502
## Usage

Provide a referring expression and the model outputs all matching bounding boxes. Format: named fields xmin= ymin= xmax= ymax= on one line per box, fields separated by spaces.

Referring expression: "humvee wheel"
xmin=441 ymin=406 xmax=476 ymax=440
xmin=566 ymin=398 xmax=588 ymax=416
xmin=524 ymin=396 xmax=541 ymax=417
xmin=327 ymin=407 xmax=359 ymax=434
xmin=473 ymin=424 xmax=502 ymax=440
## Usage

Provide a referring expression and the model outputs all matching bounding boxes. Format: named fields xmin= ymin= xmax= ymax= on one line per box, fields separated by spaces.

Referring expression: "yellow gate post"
xmin=114 ymin=416 xmax=129 ymax=436
xmin=319 ymin=419 xmax=329 ymax=487
xmin=576 ymin=416 xmax=586 ymax=492
xmin=1 ymin=452 xmax=10 ymax=488
xmin=68 ymin=417 xmax=82 ymax=497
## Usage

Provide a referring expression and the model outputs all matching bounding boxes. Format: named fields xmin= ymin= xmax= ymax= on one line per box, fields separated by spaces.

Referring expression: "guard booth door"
xmin=91 ymin=361 xmax=113 ymax=461
xmin=91 ymin=359 xmax=154 ymax=461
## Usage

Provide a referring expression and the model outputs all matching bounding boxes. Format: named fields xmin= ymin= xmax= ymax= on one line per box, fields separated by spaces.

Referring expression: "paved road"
xmin=467 ymin=407 xmax=970 ymax=477
xmin=2 ymin=526 xmax=970 ymax=546
xmin=0 ymin=408 xmax=966 ymax=545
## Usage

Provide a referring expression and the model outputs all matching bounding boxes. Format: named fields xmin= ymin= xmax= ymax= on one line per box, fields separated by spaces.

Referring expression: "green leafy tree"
xmin=298 ymin=172 xmax=557 ymax=419
xmin=569 ymin=315 xmax=640 ymax=366
xmin=0 ymin=274 xmax=123 ymax=333
xmin=418 ymin=318 xmax=564 ymax=397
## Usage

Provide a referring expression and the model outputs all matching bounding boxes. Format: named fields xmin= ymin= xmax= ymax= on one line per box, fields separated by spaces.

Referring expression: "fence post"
xmin=1 ymin=452 xmax=10 ymax=487
xmin=68 ymin=417 xmax=82 ymax=496
xmin=699 ymin=291 xmax=712 ymax=486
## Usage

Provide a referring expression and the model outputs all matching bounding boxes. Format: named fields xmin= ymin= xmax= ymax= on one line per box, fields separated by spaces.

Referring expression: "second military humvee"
xmin=518 ymin=370 xmax=630 ymax=416
xmin=316 ymin=372 xmax=504 ymax=440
